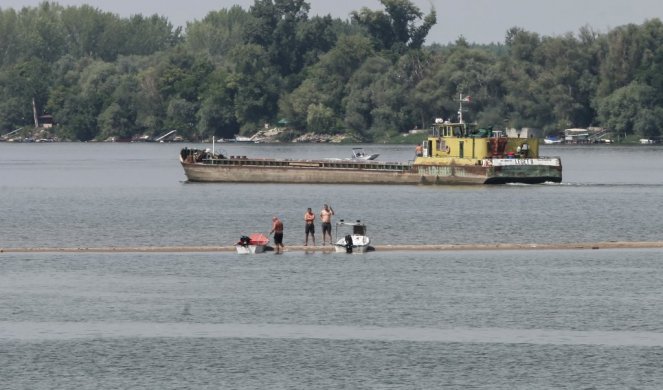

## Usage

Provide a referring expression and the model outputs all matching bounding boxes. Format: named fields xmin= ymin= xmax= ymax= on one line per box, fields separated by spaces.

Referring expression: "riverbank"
xmin=3 ymin=241 xmax=663 ymax=253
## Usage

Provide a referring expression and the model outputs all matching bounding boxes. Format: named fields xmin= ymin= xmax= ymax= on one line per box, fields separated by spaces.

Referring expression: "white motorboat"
xmin=351 ymin=147 xmax=379 ymax=160
xmin=236 ymin=233 xmax=269 ymax=254
xmin=334 ymin=220 xmax=370 ymax=253
xmin=543 ymin=136 xmax=562 ymax=144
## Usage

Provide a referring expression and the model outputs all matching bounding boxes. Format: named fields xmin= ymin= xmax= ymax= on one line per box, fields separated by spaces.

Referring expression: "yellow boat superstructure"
xmin=416 ymin=120 xmax=540 ymax=163
xmin=408 ymin=119 xmax=560 ymax=184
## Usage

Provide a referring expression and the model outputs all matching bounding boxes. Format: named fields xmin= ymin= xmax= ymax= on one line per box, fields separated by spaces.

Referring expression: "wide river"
xmin=1 ymin=142 xmax=662 ymax=388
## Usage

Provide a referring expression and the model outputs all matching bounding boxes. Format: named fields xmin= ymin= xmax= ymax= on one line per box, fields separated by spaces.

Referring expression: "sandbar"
xmin=2 ymin=241 xmax=663 ymax=253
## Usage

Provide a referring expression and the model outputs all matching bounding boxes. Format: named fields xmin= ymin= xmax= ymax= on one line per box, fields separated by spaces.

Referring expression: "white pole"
xmin=32 ymin=98 xmax=39 ymax=128
xmin=212 ymin=136 xmax=215 ymax=155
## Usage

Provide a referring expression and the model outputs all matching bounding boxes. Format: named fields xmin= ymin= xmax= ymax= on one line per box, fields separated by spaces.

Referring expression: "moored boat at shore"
xmin=334 ymin=220 xmax=371 ymax=253
xmin=544 ymin=136 xmax=563 ymax=144
xmin=235 ymin=233 xmax=269 ymax=254
xmin=180 ymin=116 xmax=561 ymax=185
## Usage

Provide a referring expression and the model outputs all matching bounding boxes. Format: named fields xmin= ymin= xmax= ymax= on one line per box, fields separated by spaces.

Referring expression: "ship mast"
xmin=456 ymin=93 xmax=472 ymax=124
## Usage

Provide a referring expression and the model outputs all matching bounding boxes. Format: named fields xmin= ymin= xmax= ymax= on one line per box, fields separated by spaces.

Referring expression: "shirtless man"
xmin=269 ymin=216 xmax=284 ymax=254
xmin=304 ymin=208 xmax=316 ymax=246
xmin=320 ymin=204 xmax=334 ymax=245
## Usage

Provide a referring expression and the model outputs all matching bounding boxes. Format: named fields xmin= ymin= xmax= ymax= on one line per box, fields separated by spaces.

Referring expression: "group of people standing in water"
xmin=269 ymin=204 xmax=335 ymax=254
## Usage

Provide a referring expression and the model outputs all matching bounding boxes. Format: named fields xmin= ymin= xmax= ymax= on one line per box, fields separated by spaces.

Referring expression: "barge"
xmin=180 ymin=121 xmax=562 ymax=185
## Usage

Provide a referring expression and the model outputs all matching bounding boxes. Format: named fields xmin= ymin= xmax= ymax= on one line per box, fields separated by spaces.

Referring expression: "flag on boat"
xmin=461 ymin=95 xmax=471 ymax=102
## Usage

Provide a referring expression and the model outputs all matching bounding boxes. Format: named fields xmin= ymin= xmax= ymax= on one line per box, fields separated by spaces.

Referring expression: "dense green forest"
xmin=1 ymin=0 xmax=663 ymax=142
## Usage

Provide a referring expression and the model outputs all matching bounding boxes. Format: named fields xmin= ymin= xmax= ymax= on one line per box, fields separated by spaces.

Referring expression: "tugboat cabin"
xmin=418 ymin=119 xmax=540 ymax=162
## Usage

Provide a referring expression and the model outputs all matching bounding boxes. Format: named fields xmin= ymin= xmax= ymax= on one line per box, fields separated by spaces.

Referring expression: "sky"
xmin=3 ymin=0 xmax=663 ymax=44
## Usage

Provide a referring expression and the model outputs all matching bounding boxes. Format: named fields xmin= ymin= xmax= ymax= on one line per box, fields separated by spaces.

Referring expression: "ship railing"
xmin=200 ymin=157 xmax=413 ymax=172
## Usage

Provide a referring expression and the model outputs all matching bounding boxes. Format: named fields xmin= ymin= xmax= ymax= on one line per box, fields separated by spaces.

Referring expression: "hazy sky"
xmin=3 ymin=0 xmax=663 ymax=44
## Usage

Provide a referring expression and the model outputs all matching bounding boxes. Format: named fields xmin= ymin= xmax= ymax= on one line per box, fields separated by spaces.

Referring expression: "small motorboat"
xmin=351 ymin=147 xmax=379 ymax=160
xmin=236 ymin=233 xmax=269 ymax=254
xmin=334 ymin=220 xmax=370 ymax=253
xmin=543 ymin=136 xmax=563 ymax=144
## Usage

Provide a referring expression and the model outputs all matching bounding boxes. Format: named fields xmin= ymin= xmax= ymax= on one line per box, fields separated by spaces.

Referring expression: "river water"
xmin=1 ymin=142 xmax=663 ymax=388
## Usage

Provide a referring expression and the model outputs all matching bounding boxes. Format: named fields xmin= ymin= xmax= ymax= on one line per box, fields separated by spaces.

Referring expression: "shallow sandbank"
xmin=2 ymin=241 xmax=663 ymax=253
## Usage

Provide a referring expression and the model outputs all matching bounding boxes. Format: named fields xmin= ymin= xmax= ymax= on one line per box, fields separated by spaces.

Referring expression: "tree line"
xmin=1 ymin=0 xmax=662 ymax=142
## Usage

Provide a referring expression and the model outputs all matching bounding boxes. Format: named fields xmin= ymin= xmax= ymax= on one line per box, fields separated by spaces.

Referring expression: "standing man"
xmin=270 ymin=216 xmax=284 ymax=254
xmin=304 ymin=207 xmax=316 ymax=246
xmin=320 ymin=204 xmax=334 ymax=245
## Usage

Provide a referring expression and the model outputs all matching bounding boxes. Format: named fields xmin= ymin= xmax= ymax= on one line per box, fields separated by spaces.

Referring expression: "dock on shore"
xmin=2 ymin=241 xmax=663 ymax=253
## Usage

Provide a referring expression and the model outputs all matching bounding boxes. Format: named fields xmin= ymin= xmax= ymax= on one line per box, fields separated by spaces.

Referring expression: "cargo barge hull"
xmin=180 ymin=156 xmax=561 ymax=185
